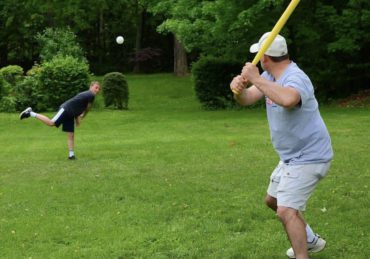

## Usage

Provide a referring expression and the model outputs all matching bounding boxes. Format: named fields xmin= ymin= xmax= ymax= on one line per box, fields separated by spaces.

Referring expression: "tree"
xmin=174 ymin=35 xmax=188 ymax=76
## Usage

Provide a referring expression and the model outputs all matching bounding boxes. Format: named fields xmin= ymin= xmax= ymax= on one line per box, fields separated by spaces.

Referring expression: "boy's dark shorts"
xmin=51 ymin=108 xmax=75 ymax=132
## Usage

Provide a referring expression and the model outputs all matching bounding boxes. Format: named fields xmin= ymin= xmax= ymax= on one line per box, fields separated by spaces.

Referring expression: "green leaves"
xmin=36 ymin=27 xmax=87 ymax=63
xmin=39 ymin=55 xmax=90 ymax=109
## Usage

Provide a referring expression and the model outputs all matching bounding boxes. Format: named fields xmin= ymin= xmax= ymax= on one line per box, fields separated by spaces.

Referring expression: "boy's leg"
xmin=62 ymin=115 xmax=76 ymax=160
xmin=20 ymin=107 xmax=61 ymax=127
xmin=67 ymin=132 xmax=75 ymax=159
xmin=34 ymin=113 xmax=55 ymax=126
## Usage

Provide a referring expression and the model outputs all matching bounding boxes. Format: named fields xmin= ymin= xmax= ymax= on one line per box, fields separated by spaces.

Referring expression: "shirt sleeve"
xmin=283 ymin=73 xmax=313 ymax=106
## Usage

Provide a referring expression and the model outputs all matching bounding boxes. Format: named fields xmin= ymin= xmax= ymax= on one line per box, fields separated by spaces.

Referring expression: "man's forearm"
xmin=253 ymin=77 xmax=300 ymax=109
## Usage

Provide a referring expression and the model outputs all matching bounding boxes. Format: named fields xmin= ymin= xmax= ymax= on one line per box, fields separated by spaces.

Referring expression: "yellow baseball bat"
xmin=232 ymin=0 xmax=300 ymax=95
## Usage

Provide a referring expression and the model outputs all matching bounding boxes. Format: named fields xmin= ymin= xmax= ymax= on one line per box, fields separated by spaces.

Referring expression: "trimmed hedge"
xmin=192 ymin=57 xmax=243 ymax=110
xmin=102 ymin=72 xmax=129 ymax=110
xmin=39 ymin=55 xmax=90 ymax=109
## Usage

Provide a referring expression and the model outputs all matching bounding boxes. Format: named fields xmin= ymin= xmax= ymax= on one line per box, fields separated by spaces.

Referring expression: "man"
xmin=230 ymin=32 xmax=333 ymax=259
xmin=19 ymin=81 xmax=101 ymax=160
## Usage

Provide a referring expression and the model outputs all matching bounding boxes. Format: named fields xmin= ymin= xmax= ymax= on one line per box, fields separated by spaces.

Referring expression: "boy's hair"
xmin=90 ymin=81 xmax=100 ymax=87
xmin=268 ymin=54 xmax=290 ymax=63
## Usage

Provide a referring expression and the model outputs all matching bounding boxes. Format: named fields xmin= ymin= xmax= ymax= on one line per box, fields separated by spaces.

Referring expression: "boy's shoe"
xmin=68 ymin=155 xmax=76 ymax=160
xmin=286 ymin=234 xmax=326 ymax=258
xmin=20 ymin=107 xmax=32 ymax=120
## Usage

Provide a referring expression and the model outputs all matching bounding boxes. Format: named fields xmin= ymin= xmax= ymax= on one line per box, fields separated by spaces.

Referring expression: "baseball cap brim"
xmin=250 ymin=43 xmax=259 ymax=53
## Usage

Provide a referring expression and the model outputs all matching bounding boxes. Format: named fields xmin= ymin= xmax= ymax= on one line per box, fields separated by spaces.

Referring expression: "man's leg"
xmin=277 ymin=206 xmax=308 ymax=259
xmin=271 ymin=162 xmax=331 ymax=258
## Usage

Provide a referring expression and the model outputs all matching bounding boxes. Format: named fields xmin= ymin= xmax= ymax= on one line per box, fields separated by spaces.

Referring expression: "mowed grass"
xmin=1 ymin=74 xmax=369 ymax=258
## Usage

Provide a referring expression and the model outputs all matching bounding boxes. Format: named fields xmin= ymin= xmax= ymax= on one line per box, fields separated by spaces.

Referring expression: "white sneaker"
xmin=286 ymin=234 xmax=326 ymax=258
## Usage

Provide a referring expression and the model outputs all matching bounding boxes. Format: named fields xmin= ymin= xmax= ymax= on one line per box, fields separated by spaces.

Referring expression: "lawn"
xmin=1 ymin=74 xmax=369 ymax=258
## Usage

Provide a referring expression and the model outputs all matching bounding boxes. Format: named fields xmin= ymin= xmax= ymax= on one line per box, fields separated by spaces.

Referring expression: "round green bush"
xmin=102 ymin=72 xmax=129 ymax=110
xmin=0 ymin=65 xmax=24 ymax=86
xmin=39 ymin=55 xmax=91 ymax=109
xmin=192 ymin=56 xmax=243 ymax=110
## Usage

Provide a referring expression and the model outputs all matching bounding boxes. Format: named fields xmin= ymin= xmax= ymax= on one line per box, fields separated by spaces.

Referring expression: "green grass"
xmin=1 ymin=74 xmax=369 ymax=258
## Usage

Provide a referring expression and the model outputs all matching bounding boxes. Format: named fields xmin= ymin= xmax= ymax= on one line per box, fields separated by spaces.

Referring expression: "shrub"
xmin=14 ymin=75 xmax=45 ymax=111
xmin=0 ymin=65 xmax=24 ymax=86
xmin=0 ymin=96 xmax=17 ymax=112
xmin=102 ymin=72 xmax=129 ymax=110
xmin=192 ymin=57 xmax=243 ymax=110
xmin=0 ymin=76 xmax=5 ymax=98
xmin=39 ymin=55 xmax=91 ymax=109
xmin=36 ymin=27 xmax=86 ymax=62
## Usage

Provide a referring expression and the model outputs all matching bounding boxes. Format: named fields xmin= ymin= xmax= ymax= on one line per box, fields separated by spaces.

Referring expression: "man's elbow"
xmin=282 ymin=97 xmax=301 ymax=109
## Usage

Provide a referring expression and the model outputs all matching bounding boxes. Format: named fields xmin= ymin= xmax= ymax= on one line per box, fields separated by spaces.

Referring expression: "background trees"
xmin=0 ymin=0 xmax=369 ymax=99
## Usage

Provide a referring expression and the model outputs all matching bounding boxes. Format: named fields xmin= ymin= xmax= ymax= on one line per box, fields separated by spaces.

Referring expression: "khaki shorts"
xmin=267 ymin=161 xmax=331 ymax=211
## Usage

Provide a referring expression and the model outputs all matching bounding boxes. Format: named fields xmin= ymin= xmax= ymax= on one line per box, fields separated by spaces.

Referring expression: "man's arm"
xmin=252 ymin=77 xmax=301 ymax=109
xmin=241 ymin=63 xmax=301 ymax=109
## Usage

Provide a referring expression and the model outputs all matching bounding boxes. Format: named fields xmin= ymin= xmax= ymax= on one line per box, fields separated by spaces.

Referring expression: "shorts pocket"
xmin=278 ymin=168 xmax=301 ymax=192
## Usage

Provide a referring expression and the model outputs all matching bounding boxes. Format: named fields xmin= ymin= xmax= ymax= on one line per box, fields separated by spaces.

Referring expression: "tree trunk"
xmin=174 ymin=35 xmax=188 ymax=76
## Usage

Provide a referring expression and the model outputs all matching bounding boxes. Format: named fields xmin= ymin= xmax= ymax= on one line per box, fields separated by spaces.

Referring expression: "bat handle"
xmin=232 ymin=89 xmax=240 ymax=95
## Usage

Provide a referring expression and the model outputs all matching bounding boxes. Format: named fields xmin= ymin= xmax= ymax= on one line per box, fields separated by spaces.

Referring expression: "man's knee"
xmin=276 ymin=206 xmax=298 ymax=224
xmin=265 ymin=195 xmax=277 ymax=211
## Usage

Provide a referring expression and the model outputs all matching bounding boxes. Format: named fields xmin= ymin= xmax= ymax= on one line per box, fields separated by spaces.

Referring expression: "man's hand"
xmin=241 ymin=62 xmax=260 ymax=84
xmin=230 ymin=75 xmax=248 ymax=95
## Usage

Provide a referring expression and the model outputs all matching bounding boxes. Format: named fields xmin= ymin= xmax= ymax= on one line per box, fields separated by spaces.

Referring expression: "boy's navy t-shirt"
xmin=61 ymin=90 xmax=95 ymax=117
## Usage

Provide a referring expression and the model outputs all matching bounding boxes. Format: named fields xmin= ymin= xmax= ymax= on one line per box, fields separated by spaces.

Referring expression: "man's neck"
xmin=269 ymin=60 xmax=291 ymax=80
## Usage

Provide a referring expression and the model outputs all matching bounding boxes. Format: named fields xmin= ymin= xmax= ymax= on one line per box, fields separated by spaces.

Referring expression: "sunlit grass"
xmin=1 ymin=74 xmax=369 ymax=258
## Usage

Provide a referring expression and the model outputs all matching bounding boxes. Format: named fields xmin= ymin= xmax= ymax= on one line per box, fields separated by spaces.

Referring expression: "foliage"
xmin=102 ymin=72 xmax=129 ymax=109
xmin=39 ymin=55 xmax=91 ymax=109
xmin=0 ymin=76 xmax=5 ymax=98
xmin=144 ymin=0 xmax=284 ymax=59
xmin=0 ymin=0 xmax=370 ymax=99
xmin=0 ymin=65 xmax=24 ymax=85
xmin=144 ymin=0 xmax=370 ymax=100
xmin=36 ymin=27 xmax=86 ymax=62
xmin=192 ymin=56 xmax=242 ymax=110
xmin=0 ymin=65 xmax=24 ymax=112
xmin=0 ymin=95 xmax=17 ymax=112
xmin=13 ymin=73 xmax=45 ymax=112
xmin=130 ymin=47 xmax=162 ymax=72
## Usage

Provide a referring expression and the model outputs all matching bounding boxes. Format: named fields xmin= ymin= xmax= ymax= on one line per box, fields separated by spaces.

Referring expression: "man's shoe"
xmin=286 ymin=234 xmax=326 ymax=258
xmin=19 ymin=107 xmax=32 ymax=120
xmin=68 ymin=155 xmax=76 ymax=160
